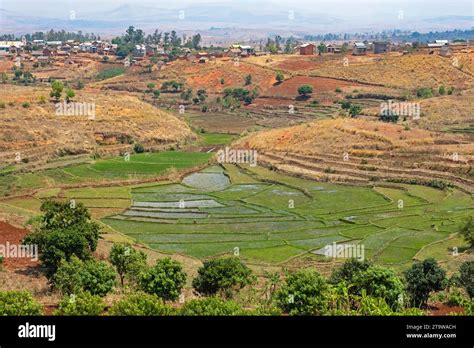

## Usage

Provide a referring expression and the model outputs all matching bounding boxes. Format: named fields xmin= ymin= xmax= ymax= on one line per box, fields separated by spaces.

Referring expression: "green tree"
xmin=146 ymin=83 xmax=155 ymax=93
xmin=54 ymin=292 xmax=105 ymax=316
xmin=109 ymin=293 xmax=176 ymax=316
xmin=275 ymin=269 xmax=329 ymax=315
xmin=52 ymin=256 xmax=116 ymax=296
xmin=438 ymin=85 xmax=446 ymax=95
xmin=329 ymin=258 xmax=372 ymax=284
xmin=22 ymin=200 xmax=100 ymax=278
xmin=318 ymin=43 xmax=327 ymax=54
xmin=180 ymin=297 xmax=243 ymax=316
xmin=197 ymin=89 xmax=207 ymax=103
xmin=133 ymin=143 xmax=145 ymax=154
xmin=244 ymin=74 xmax=252 ymax=86
xmin=404 ymin=258 xmax=447 ymax=307
xmin=50 ymin=80 xmax=64 ymax=102
xmin=65 ymin=88 xmax=75 ymax=103
xmin=459 ymin=261 xmax=474 ymax=298
xmin=297 ymin=85 xmax=313 ymax=98
xmin=275 ymin=71 xmax=284 ymax=83
xmin=110 ymin=244 xmax=147 ymax=287
xmin=416 ymin=87 xmax=433 ymax=98
xmin=0 ymin=291 xmax=43 ymax=315
xmin=349 ymin=104 xmax=362 ymax=117
xmin=140 ymin=258 xmax=186 ymax=301
xmin=153 ymin=89 xmax=161 ymax=100
xmin=459 ymin=216 xmax=474 ymax=247
xmin=192 ymin=257 xmax=255 ymax=298
xmin=352 ymin=265 xmax=404 ymax=308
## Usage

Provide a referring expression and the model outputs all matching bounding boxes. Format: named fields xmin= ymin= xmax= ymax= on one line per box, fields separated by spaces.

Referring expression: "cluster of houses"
xmin=298 ymin=39 xmax=474 ymax=56
xmin=1 ymin=36 xmax=473 ymax=68
xmin=0 ymin=39 xmax=118 ymax=66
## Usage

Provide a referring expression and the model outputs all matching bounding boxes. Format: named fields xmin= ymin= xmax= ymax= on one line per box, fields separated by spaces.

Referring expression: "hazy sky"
xmin=2 ymin=0 xmax=472 ymax=16
xmin=1 ymin=0 xmax=472 ymax=36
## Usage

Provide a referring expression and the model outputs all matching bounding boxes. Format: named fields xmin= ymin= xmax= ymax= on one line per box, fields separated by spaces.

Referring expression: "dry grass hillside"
xmin=360 ymin=88 xmax=474 ymax=134
xmin=236 ymin=118 xmax=474 ymax=192
xmin=248 ymin=52 xmax=474 ymax=90
xmin=0 ymin=86 xmax=195 ymax=166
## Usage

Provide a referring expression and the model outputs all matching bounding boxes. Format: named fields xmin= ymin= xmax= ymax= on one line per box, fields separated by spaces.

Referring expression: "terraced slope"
xmin=235 ymin=118 xmax=474 ymax=193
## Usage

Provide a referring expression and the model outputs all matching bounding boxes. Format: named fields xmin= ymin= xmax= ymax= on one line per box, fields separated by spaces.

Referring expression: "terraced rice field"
xmin=101 ymin=164 xmax=473 ymax=266
xmin=0 ymin=151 xmax=213 ymax=196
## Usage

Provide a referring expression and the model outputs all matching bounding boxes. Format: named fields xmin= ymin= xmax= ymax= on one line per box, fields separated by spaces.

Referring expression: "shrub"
xmin=133 ymin=143 xmax=145 ymax=154
xmin=438 ymin=86 xmax=446 ymax=95
xmin=140 ymin=258 xmax=186 ymax=301
xmin=110 ymin=243 xmax=147 ymax=287
xmin=180 ymin=297 xmax=243 ymax=316
xmin=459 ymin=261 xmax=474 ymax=298
xmin=404 ymin=258 xmax=447 ymax=307
xmin=50 ymin=80 xmax=64 ymax=101
xmin=201 ymin=105 xmax=208 ymax=112
xmin=146 ymin=83 xmax=156 ymax=92
xmin=416 ymin=87 xmax=433 ymax=98
xmin=22 ymin=200 xmax=100 ymax=278
xmin=459 ymin=216 xmax=474 ymax=247
xmin=352 ymin=265 xmax=404 ymax=309
xmin=55 ymin=292 xmax=105 ymax=316
xmin=340 ymin=100 xmax=352 ymax=110
xmin=275 ymin=71 xmax=284 ymax=83
xmin=22 ymin=102 xmax=30 ymax=108
xmin=0 ymin=291 xmax=43 ymax=315
xmin=349 ymin=105 xmax=362 ymax=117
xmin=275 ymin=269 xmax=329 ymax=315
xmin=0 ymin=102 xmax=5 ymax=108
xmin=109 ymin=293 xmax=176 ymax=316
xmin=329 ymin=258 xmax=372 ymax=284
xmin=192 ymin=257 xmax=255 ymax=298
xmin=65 ymin=89 xmax=75 ymax=102
xmin=335 ymin=87 xmax=342 ymax=93
xmin=297 ymin=85 xmax=313 ymax=98
xmin=52 ymin=256 xmax=116 ymax=296
xmin=244 ymin=74 xmax=252 ymax=86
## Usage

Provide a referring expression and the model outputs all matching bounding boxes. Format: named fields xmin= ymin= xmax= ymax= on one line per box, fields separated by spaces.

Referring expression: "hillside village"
xmin=0 ymin=22 xmax=473 ymax=322
xmin=1 ymin=33 xmax=473 ymax=74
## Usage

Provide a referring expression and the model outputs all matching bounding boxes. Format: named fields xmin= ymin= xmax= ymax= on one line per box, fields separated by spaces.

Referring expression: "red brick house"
xmin=299 ymin=43 xmax=315 ymax=55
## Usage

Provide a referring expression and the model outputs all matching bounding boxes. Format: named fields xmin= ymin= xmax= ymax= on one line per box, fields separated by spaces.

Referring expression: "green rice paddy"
xmin=99 ymin=164 xmax=473 ymax=265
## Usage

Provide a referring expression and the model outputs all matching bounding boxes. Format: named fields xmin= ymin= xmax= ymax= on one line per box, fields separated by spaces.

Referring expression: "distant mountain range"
xmin=0 ymin=2 xmax=473 ymax=39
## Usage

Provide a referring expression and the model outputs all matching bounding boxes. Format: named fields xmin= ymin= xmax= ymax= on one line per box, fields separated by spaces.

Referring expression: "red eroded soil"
xmin=428 ymin=302 xmax=465 ymax=316
xmin=0 ymin=221 xmax=38 ymax=270
xmin=266 ymin=76 xmax=364 ymax=98
xmin=274 ymin=56 xmax=320 ymax=71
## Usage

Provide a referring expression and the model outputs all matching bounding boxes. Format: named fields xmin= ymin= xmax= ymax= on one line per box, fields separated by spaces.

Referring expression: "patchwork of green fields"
xmin=1 ymin=149 xmax=471 ymax=267
xmin=100 ymin=164 xmax=473 ymax=265
xmin=0 ymin=151 xmax=212 ymax=196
